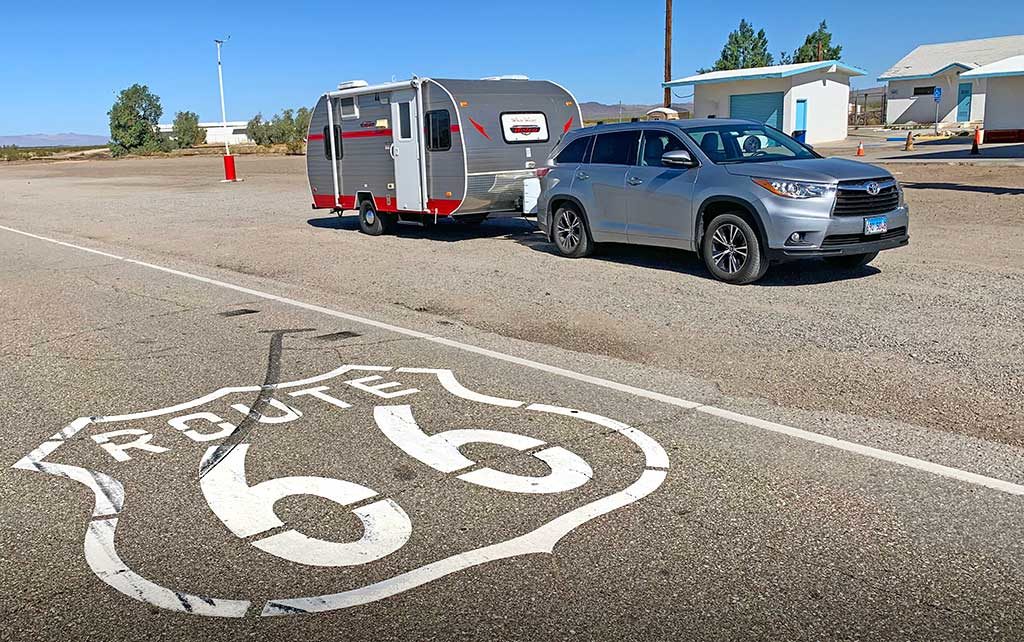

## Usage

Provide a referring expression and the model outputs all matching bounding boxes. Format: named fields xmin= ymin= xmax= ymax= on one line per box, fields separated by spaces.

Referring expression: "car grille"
xmin=833 ymin=179 xmax=900 ymax=216
xmin=821 ymin=227 xmax=907 ymax=247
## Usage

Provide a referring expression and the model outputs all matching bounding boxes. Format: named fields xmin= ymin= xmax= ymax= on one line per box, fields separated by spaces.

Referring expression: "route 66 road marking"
xmin=13 ymin=364 xmax=669 ymax=618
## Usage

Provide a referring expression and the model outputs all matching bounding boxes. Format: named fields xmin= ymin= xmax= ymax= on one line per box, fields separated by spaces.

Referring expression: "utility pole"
xmin=664 ymin=0 xmax=673 ymax=108
xmin=214 ymin=38 xmax=230 ymax=156
xmin=214 ymin=37 xmax=238 ymax=182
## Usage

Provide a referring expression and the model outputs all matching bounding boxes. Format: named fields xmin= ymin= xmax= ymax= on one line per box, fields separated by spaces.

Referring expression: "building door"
xmin=795 ymin=99 xmax=808 ymax=132
xmin=729 ymin=92 xmax=784 ymax=130
xmin=957 ymin=83 xmax=973 ymax=122
xmin=390 ymin=92 xmax=425 ymax=211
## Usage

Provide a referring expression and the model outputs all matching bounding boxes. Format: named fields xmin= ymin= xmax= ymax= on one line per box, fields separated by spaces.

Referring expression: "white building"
xmin=664 ymin=60 xmax=865 ymax=144
xmin=645 ymin=107 xmax=680 ymax=120
xmin=878 ymin=34 xmax=1024 ymax=126
xmin=157 ymin=121 xmax=251 ymax=145
xmin=961 ymin=55 xmax=1024 ymax=141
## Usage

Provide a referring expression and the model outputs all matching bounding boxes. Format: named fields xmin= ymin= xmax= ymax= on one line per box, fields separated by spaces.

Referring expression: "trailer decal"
xmin=468 ymin=117 xmax=492 ymax=140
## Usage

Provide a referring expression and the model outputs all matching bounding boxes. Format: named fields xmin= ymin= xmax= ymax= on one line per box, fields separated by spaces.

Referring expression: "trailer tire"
xmin=358 ymin=200 xmax=395 ymax=236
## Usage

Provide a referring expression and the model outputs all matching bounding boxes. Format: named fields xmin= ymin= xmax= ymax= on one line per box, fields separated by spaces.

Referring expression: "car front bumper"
xmin=763 ymin=204 xmax=910 ymax=261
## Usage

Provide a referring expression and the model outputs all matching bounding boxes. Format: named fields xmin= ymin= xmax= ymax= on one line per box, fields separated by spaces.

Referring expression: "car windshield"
xmin=683 ymin=124 xmax=817 ymax=164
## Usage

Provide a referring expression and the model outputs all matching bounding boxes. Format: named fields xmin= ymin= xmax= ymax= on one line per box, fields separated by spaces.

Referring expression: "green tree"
xmin=170 ymin=111 xmax=206 ymax=148
xmin=295 ymin=107 xmax=311 ymax=140
xmin=108 ymin=84 xmax=166 ymax=156
xmin=247 ymin=107 xmax=312 ymax=152
xmin=246 ymin=113 xmax=273 ymax=146
xmin=700 ymin=19 xmax=774 ymax=73
xmin=790 ymin=21 xmax=843 ymax=63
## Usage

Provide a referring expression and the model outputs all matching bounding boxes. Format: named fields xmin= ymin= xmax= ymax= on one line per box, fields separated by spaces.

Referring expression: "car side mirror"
xmin=662 ymin=150 xmax=697 ymax=168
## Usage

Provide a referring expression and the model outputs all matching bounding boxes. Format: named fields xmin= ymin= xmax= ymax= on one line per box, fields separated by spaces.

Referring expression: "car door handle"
xmin=576 ymin=171 xmax=590 ymax=181
xmin=627 ymin=176 xmax=644 ymax=186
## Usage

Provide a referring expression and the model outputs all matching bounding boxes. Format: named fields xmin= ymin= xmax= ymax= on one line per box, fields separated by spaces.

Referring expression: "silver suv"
xmin=536 ymin=119 xmax=909 ymax=284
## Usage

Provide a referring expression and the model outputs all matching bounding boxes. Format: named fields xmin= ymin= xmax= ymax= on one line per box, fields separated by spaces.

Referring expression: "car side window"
xmin=639 ymin=131 xmax=689 ymax=167
xmin=555 ymin=136 xmax=591 ymax=164
xmin=591 ymin=131 xmax=640 ymax=166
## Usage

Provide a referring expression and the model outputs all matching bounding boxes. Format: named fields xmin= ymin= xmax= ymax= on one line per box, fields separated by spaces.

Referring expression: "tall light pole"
xmin=664 ymin=0 xmax=673 ymax=108
xmin=214 ymin=38 xmax=230 ymax=156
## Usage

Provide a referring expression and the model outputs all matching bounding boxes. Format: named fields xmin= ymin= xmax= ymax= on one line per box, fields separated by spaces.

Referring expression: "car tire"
xmin=701 ymin=213 xmax=768 ymax=284
xmin=825 ymin=251 xmax=878 ymax=269
xmin=552 ymin=203 xmax=593 ymax=258
xmin=358 ymin=200 xmax=395 ymax=236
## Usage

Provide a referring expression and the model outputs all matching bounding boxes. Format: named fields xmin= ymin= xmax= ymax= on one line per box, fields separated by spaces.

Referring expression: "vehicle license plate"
xmin=864 ymin=216 xmax=887 ymax=235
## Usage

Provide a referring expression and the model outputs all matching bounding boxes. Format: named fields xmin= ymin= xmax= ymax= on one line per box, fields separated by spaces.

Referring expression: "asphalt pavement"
xmin=1 ymin=156 xmax=1022 ymax=641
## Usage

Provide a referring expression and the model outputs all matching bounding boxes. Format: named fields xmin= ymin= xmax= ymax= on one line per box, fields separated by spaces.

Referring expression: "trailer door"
xmin=389 ymin=92 xmax=425 ymax=211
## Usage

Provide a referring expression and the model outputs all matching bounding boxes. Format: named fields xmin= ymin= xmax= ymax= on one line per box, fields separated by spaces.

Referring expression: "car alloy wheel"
xmin=710 ymin=223 xmax=749 ymax=275
xmin=555 ymin=208 xmax=583 ymax=253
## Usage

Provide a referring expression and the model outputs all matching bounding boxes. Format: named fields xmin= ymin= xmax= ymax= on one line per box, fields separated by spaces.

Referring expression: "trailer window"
xmin=397 ymin=102 xmax=412 ymax=140
xmin=426 ymin=110 xmax=452 ymax=151
xmin=323 ymin=125 xmax=343 ymax=160
xmin=339 ymin=97 xmax=359 ymax=120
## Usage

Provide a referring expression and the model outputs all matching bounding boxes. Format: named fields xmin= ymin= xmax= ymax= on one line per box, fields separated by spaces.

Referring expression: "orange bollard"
xmin=856 ymin=141 xmax=865 ymax=157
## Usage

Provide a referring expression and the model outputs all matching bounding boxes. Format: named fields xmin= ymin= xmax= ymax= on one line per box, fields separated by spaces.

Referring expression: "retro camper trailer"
xmin=306 ymin=76 xmax=582 ymax=234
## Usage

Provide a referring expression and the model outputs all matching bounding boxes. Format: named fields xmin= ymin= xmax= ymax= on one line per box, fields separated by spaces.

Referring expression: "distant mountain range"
xmin=0 ymin=133 xmax=109 ymax=147
xmin=1 ymin=104 xmax=695 ymax=146
xmin=580 ymin=101 xmax=693 ymax=121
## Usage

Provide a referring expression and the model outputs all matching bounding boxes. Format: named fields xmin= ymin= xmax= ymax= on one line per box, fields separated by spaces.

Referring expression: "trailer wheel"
xmin=358 ymin=200 xmax=395 ymax=236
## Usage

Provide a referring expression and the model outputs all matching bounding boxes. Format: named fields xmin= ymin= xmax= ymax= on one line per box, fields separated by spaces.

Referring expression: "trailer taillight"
xmin=535 ymin=168 xmax=551 ymax=178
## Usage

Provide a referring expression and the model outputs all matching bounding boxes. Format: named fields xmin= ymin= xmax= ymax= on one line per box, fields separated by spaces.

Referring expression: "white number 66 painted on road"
xmin=200 ymin=405 xmax=593 ymax=567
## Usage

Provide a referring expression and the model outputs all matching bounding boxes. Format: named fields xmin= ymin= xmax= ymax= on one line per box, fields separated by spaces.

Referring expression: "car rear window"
xmin=555 ymin=136 xmax=591 ymax=164
xmin=591 ymin=131 xmax=640 ymax=166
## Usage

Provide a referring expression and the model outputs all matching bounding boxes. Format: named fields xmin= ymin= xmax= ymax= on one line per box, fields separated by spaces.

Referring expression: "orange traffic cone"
xmin=856 ymin=141 xmax=865 ymax=157
xmin=970 ymin=127 xmax=982 ymax=155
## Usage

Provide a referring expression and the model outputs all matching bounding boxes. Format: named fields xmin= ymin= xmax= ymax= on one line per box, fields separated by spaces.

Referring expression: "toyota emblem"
xmin=866 ymin=181 xmax=881 ymax=196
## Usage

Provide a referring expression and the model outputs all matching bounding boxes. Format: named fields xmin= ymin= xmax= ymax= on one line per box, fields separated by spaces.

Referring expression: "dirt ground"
xmin=0 ymin=156 xmax=1021 ymax=446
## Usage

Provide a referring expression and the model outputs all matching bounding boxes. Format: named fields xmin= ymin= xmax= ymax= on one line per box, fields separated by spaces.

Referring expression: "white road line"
xmin=3 ymin=223 xmax=1023 ymax=497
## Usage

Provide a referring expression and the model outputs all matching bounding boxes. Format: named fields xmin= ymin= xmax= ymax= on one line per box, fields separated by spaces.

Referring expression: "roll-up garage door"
xmin=729 ymin=92 xmax=784 ymax=129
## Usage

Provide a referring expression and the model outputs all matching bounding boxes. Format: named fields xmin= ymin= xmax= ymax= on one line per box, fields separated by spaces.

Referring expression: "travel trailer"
xmin=306 ymin=76 xmax=582 ymax=234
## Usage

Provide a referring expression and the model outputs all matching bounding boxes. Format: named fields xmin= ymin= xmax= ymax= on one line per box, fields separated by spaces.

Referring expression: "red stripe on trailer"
xmin=307 ymin=133 xmax=325 ymax=141
xmin=563 ymin=116 xmax=574 ymax=134
xmin=467 ymin=118 xmax=491 ymax=140
xmin=426 ymin=198 xmax=461 ymax=215
xmin=311 ymin=194 xmax=356 ymax=209
xmin=342 ymin=129 xmax=393 ymax=139
xmin=450 ymin=124 xmax=460 ymax=133
xmin=313 ymin=193 xmax=461 ymax=216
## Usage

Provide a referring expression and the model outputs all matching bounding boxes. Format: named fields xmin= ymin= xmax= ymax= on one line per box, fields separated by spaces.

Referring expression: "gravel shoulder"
xmin=0 ymin=156 xmax=1020 ymax=446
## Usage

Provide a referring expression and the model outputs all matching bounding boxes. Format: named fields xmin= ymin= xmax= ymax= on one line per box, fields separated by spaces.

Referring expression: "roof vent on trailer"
xmin=337 ymin=80 xmax=369 ymax=90
xmin=480 ymin=74 xmax=530 ymax=81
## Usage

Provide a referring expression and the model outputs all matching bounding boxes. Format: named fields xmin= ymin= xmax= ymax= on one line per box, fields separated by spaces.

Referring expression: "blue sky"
xmin=2 ymin=1 xmax=1022 ymax=135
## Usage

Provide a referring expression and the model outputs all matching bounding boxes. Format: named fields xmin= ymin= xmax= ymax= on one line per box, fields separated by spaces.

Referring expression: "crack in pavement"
xmin=198 ymin=329 xmax=312 ymax=479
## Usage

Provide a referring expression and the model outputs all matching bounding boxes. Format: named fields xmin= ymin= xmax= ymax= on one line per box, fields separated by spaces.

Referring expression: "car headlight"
xmin=752 ymin=178 xmax=831 ymax=199
xmin=896 ymin=180 xmax=906 ymax=207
